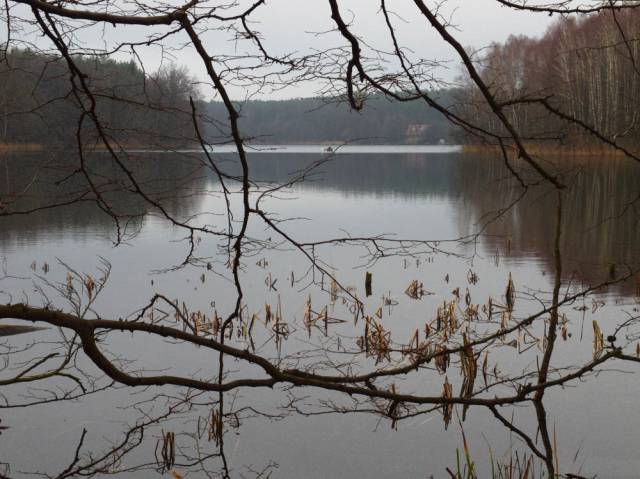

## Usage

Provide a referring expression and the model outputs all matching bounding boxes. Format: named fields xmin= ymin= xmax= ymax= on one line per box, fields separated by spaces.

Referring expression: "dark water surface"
xmin=1 ymin=147 xmax=639 ymax=478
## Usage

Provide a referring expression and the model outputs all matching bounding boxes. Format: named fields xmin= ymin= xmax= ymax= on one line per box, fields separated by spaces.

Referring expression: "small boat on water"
xmin=324 ymin=146 xmax=334 ymax=152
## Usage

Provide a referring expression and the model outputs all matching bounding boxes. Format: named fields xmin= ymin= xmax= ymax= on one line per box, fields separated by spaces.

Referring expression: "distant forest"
xmin=3 ymin=5 xmax=640 ymax=149
xmin=0 ymin=48 xmax=454 ymax=148
xmin=459 ymin=8 xmax=640 ymax=145
xmin=205 ymin=94 xmax=455 ymax=145
xmin=0 ymin=49 xmax=197 ymax=148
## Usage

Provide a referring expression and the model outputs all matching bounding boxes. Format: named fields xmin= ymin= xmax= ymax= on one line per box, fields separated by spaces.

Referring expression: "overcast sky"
xmin=243 ymin=0 xmax=556 ymax=98
xmin=183 ymin=0 xmax=556 ymax=99
xmin=3 ymin=0 xmax=558 ymax=100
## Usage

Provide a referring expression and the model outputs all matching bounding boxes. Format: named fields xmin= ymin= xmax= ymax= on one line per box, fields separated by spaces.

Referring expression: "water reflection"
xmin=2 ymin=150 xmax=637 ymax=295
xmin=1 ymin=149 xmax=640 ymax=478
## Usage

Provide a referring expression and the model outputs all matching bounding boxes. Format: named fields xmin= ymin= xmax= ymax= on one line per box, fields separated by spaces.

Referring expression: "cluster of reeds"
xmin=365 ymin=271 xmax=373 ymax=297
xmin=593 ymin=320 xmax=604 ymax=359
xmin=85 ymin=275 xmax=96 ymax=299
xmin=173 ymin=301 xmax=258 ymax=345
xmin=155 ymin=430 xmax=175 ymax=472
xmin=449 ymin=448 xmax=539 ymax=479
xmin=303 ymin=295 xmax=333 ymax=336
xmin=30 ymin=260 xmax=49 ymax=273
xmin=264 ymin=272 xmax=278 ymax=291
xmin=441 ymin=376 xmax=453 ymax=429
xmin=358 ymin=315 xmax=391 ymax=363
xmin=459 ymin=334 xmax=477 ymax=420
xmin=264 ymin=296 xmax=289 ymax=351
xmin=66 ymin=272 xmax=74 ymax=294
xmin=174 ymin=306 xmax=222 ymax=337
xmin=405 ymin=279 xmax=429 ymax=299
xmin=207 ymin=408 xmax=222 ymax=445
xmin=266 ymin=297 xmax=287 ymax=333
xmin=193 ymin=310 xmax=218 ymax=336
xmin=382 ymin=291 xmax=399 ymax=308
xmin=434 ymin=344 xmax=451 ymax=374
xmin=330 ymin=278 xmax=338 ymax=303
xmin=448 ymin=426 xmax=544 ymax=479
xmin=57 ymin=265 xmax=106 ymax=304
xmin=505 ymin=273 xmax=515 ymax=312
xmin=435 ymin=299 xmax=460 ymax=340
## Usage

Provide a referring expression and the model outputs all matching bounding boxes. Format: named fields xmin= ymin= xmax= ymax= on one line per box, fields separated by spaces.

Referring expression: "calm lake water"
xmin=1 ymin=146 xmax=639 ymax=478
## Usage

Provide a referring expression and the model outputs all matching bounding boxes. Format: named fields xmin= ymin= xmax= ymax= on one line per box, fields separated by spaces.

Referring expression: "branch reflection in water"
xmin=1 ymin=149 xmax=639 ymax=478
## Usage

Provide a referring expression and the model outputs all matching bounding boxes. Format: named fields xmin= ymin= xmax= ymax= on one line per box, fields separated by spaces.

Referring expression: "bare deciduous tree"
xmin=0 ymin=1 xmax=639 ymax=478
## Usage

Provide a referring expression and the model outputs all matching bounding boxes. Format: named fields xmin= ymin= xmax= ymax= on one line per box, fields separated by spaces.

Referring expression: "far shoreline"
xmin=2 ymin=142 xmax=636 ymax=157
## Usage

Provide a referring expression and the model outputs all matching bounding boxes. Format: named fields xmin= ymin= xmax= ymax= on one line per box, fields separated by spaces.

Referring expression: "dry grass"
xmin=462 ymin=142 xmax=634 ymax=157
xmin=0 ymin=143 xmax=43 ymax=152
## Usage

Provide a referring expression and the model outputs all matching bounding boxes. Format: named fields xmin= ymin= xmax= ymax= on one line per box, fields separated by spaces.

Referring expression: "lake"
xmin=1 ymin=146 xmax=639 ymax=478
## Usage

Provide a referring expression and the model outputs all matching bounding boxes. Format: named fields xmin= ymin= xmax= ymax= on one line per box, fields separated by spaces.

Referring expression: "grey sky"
xmin=3 ymin=0 xmax=556 ymax=100
xmin=181 ymin=0 xmax=556 ymax=99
